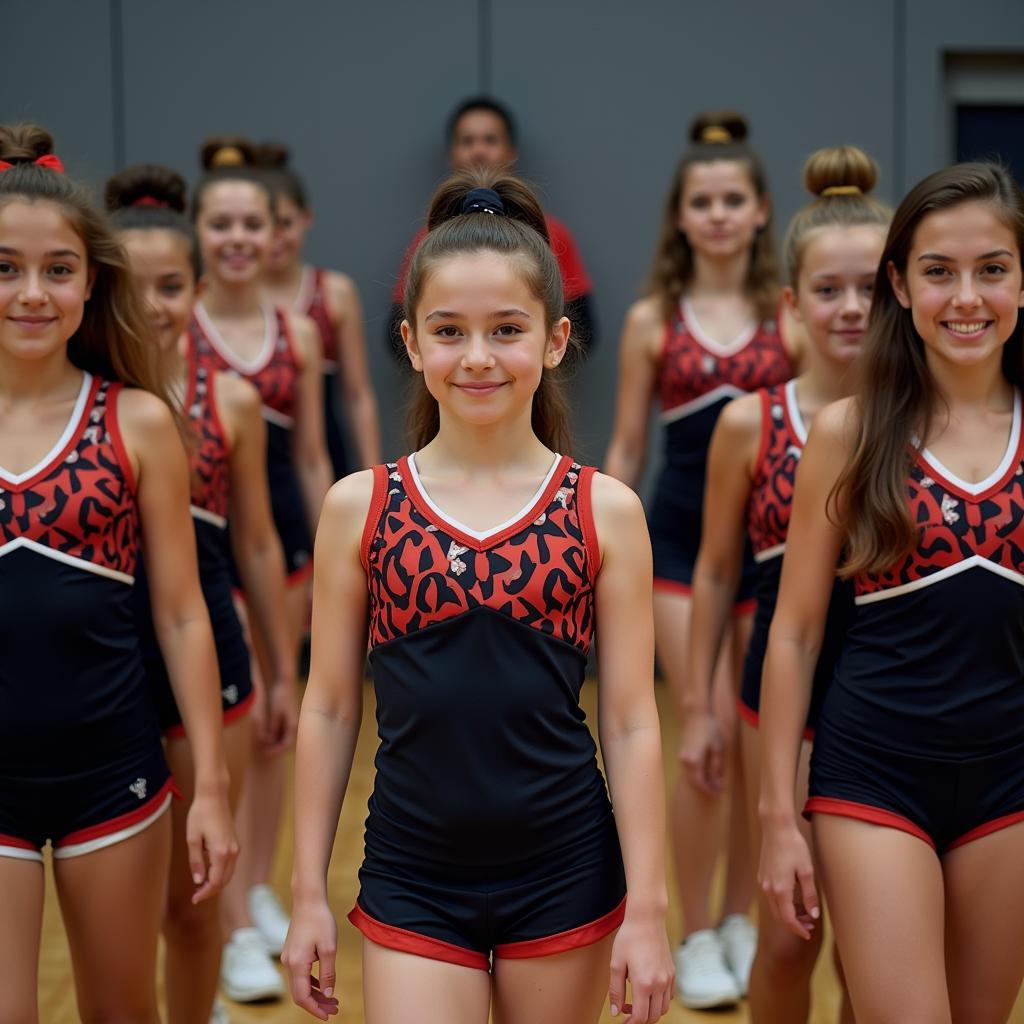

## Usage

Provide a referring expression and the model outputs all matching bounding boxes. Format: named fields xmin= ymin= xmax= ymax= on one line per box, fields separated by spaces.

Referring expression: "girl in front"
xmin=759 ymin=163 xmax=1024 ymax=1023
xmin=682 ymin=146 xmax=888 ymax=1022
xmin=0 ymin=124 xmax=236 ymax=1023
xmin=605 ymin=109 xmax=795 ymax=1008
xmin=108 ymin=162 xmax=297 ymax=1021
xmin=283 ymin=169 xmax=675 ymax=1024
xmin=188 ymin=139 xmax=333 ymax=981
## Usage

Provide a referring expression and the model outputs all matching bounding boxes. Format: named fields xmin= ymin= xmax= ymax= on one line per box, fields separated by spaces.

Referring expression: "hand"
xmin=758 ymin=820 xmax=820 ymax=939
xmin=258 ymin=676 xmax=299 ymax=757
xmin=186 ymin=790 xmax=239 ymax=904
xmin=282 ymin=897 xmax=340 ymax=1020
xmin=676 ymin=708 xmax=725 ymax=794
xmin=608 ymin=913 xmax=675 ymax=1023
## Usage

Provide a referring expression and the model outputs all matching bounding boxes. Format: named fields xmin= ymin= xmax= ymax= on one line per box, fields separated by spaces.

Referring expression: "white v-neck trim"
xmin=784 ymin=379 xmax=808 ymax=445
xmin=293 ymin=265 xmax=316 ymax=313
xmin=0 ymin=372 xmax=92 ymax=484
xmin=407 ymin=452 xmax=562 ymax=541
xmin=682 ymin=299 xmax=759 ymax=357
xmin=194 ymin=302 xmax=276 ymax=375
xmin=920 ymin=391 xmax=1022 ymax=495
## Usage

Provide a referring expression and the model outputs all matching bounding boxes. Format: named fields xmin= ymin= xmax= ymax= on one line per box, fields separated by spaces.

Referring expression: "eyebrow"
xmin=424 ymin=308 xmax=532 ymax=322
xmin=0 ymin=246 xmax=82 ymax=259
xmin=917 ymin=249 xmax=1014 ymax=262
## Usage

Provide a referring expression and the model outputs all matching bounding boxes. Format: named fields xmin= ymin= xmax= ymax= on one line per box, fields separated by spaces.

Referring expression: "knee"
xmin=163 ymin=892 xmax=221 ymax=950
xmin=753 ymin=925 xmax=821 ymax=987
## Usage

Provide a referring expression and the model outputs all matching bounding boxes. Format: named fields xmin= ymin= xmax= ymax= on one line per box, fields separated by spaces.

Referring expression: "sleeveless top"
xmin=295 ymin=266 xmax=338 ymax=372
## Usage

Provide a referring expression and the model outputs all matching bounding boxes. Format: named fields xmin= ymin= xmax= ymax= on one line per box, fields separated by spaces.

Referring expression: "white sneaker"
xmin=209 ymin=1001 xmax=230 ymax=1024
xmin=248 ymin=883 xmax=291 ymax=957
xmin=718 ymin=913 xmax=758 ymax=996
xmin=220 ymin=927 xmax=285 ymax=1003
xmin=674 ymin=928 xmax=741 ymax=1009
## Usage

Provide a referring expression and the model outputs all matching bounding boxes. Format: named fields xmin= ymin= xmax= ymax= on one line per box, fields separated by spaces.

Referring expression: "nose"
xmin=18 ymin=269 xmax=47 ymax=306
xmin=461 ymin=330 xmax=495 ymax=370
xmin=840 ymin=284 xmax=866 ymax=320
xmin=953 ymin=272 xmax=981 ymax=310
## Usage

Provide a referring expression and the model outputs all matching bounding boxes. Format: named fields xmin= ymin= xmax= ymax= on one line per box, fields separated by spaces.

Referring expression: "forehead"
xmin=200 ymin=180 xmax=270 ymax=215
xmin=802 ymin=224 xmax=886 ymax=273
xmin=682 ymin=159 xmax=756 ymax=195
xmin=910 ymin=200 xmax=1019 ymax=257
xmin=453 ymin=109 xmax=510 ymax=142
xmin=418 ymin=251 xmax=540 ymax=310
xmin=120 ymin=227 xmax=192 ymax=270
xmin=0 ymin=199 xmax=85 ymax=253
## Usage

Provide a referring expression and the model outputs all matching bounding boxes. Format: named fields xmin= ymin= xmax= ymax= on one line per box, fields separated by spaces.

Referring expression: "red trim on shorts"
xmin=653 ymin=577 xmax=691 ymax=596
xmin=949 ymin=811 xmax=1024 ymax=851
xmin=0 ymin=832 xmax=39 ymax=852
xmin=737 ymin=696 xmax=814 ymax=742
xmin=732 ymin=597 xmax=756 ymax=618
xmin=164 ymin=686 xmax=256 ymax=739
xmin=804 ymin=797 xmax=935 ymax=850
xmin=287 ymin=560 xmax=314 ymax=587
xmin=360 ymin=464 xmax=390 ymax=570
xmin=55 ymin=777 xmax=176 ymax=850
xmin=495 ymin=895 xmax=627 ymax=960
xmin=347 ymin=904 xmax=489 ymax=971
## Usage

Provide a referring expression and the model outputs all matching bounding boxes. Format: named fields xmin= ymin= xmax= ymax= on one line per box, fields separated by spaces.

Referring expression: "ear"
xmin=544 ymin=316 xmax=571 ymax=369
xmin=303 ymin=207 xmax=314 ymax=230
xmin=755 ymin=194 xmax=771 ymax=230
xmin=782 ymin=284 xmax=803 ymax=323
xmin=887 ymin=260 xmax=911 ymax=310
xmin=401 ymin=319 xmax=423 ymax=372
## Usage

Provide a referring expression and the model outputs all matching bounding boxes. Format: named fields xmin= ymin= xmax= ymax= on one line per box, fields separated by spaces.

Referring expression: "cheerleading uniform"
xmin=740 ymin=381 xmax=855 ymax=737
xmin=807 ymin=391 xmax=1024 ymax=852
xmin=189 ymin=303 xmax=312 ymax=583
xmin=133 ymin=358 xmax=254 ymax=737
xmin=348 ymin=455 xmax=626 ymax=969
xmin=650 ymin=299 xmax=792 ymax=609
xmin=295 ymin=265 xmax=349 ymax=480
xmin=0 ymin=374 xmax=173 ymax=861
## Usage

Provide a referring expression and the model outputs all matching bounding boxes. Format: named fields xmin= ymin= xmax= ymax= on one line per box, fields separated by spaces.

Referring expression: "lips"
xmin=9 ymin=316 xmax=57 ymax=327
xmin=454 ymin=381 xmax=507 ymax=393
xmin=942 ymin=320 xmax=992 ymax=339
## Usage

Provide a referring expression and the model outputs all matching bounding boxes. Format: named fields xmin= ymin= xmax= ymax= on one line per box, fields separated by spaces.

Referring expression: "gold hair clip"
xmin=700 ymin=125 xmax=732 ymax=144
xmin=211 ymin=145 xmax=245 ymax=168
xmin=821 ymin=185 xmax=862 ymax=197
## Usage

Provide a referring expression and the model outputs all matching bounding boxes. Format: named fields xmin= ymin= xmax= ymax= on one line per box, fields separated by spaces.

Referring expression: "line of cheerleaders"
xmin=0 ymin=105 xmax=1022 ymax=1024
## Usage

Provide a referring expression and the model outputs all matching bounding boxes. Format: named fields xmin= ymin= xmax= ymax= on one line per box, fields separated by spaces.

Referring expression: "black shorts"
xmin=0 ymin=735 xmax=173 ymax=862
xmin=349 ymin=821 xmax=627 ymax=970
xmin=806 ymin=727 xmax=1024 ymax=854
xmin=323 ymin=369 xmax=350 ymax=482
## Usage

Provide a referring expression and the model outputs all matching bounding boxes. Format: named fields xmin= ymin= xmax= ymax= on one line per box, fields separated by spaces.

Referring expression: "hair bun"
xmin=689 ymin=110 xmax=749 ymax=145
xmin=105 ymin=164 xmax=187 ymax=214
xmin=426 ymin=167 xmax=549 ymax=243
xmin=252 ymin=141 xmax=290 ymax=169
xmin=804 ymin=146 xmax=879 ymax=199
xmin=199 ymin=135 xmax=255 ymax=171
xmin=0 ymin=123 xmax=56 ymax=163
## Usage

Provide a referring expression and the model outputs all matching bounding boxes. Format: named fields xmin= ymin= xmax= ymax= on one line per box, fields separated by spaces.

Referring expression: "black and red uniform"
xmin=295 ymin=265 xmax=348 ymax=480
xmin=807 ymin=392 xmax=1024 ymax=852
xmin=650 ymin=300 xmax=791 ymax=610
xmin=189 ymin=303 xmax=312 ymax=584
xmin=133 ymin=357 xmax=254 ymax=736
xmin=348 ymin=455 xmax=626 ymax=969
xmin=741 ymin=381 xmax=854 ymax=736
xmin=0 ymin=374 xmax=173 ymax=862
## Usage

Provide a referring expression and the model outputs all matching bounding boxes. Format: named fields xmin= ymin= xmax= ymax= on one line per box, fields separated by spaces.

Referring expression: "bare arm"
xmin=282 ymin=471 xmax=374 ymax=1019
xmin=603 ymin=297 xmax=662 ymax=488
xmin=119 ymin=388 xmax=236 ymax=901
xmin=681 ymin=394 xmax=761 ymax=791
xmin=288 ymin=311 xmax=334 ymax=537
xmin=591 ymin=472 xmax=674 ymax=1022
xmin=326 ymin=271 xmax=381 ymax=468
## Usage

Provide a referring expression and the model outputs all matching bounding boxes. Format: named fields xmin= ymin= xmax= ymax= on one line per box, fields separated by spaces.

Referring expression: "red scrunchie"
xmin=0 ymin=154 xmax=65 ymax=173
xmin=133 ymin=196 xmax=169 ymax=208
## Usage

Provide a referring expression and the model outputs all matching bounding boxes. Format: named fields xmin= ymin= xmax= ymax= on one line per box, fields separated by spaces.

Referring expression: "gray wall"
xmin=6 ymin=0 xmax=1024 ymax=472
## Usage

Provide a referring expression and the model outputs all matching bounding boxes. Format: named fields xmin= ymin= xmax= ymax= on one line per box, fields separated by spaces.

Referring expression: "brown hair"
xmin=0 ymin=124 xmax=170 ymax=401
xmin=251 ymin=141 xmax=308 ymax=211
xmin=191 ymin=134 xmax=275 ymax=221
xmin=403 ymin=167 xmax=577 ymax=453
xmin=648 ymin=110 xmax=779 ymax=321
xmin=782 ymin=146 xmax=891 ymax=285
xmin=833 ymin=162 xmax=1024 ymax=576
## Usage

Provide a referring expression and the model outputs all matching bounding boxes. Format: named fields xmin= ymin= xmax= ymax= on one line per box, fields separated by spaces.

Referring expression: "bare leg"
xmin=54 ymin=811 xmax=172 ymax=1024
xmin=0 ymin=856 xmax=44 ymax=1024
xmin=361 ymin=939 xmax=490 ymax=1024
xmin=164 ymin=715 xmax=252 ymax=1024
xmin=492 ymin=933 xmax=617 ymax=1024
xmin=814 ymin=816 xmax=950 ymax=1024
xmin=943 ymin=821 xmax=1024 ymax=1024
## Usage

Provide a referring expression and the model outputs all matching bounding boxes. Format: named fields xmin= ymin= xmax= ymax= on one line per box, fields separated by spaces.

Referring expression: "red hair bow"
xmin=0 ymin=154 xmax=65 ymax=173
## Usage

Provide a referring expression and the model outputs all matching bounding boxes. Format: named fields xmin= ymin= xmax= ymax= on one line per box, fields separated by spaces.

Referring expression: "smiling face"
xmin=678 ymin=159 xmax=768 ymax=260
xmin=195 ymin=180 xmax=274 ymax=286
xmin=449 ymin=110 xmax=517 ymax=172
xmin=268 ymin=193 xmax=311 ymax=273
xmin=789 ymin=224 xmax=885 ymax=365
xmin=401 ymin=251 xmax=568 ymax=432
xmin=120 ymin=227 xmax=196 ymax=352
xmin=888 ymin=200 xmax=1024 ymax=371
xmin=0 ymin=199 xmax=92 ymax=364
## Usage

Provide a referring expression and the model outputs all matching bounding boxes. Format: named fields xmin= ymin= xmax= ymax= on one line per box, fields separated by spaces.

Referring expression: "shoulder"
xmin=626 ymin=295 xmax=664 ymax=330
xmin=284 ymin=309 xmax=320 ymax=360
xmin=115 ymin=386 xmax=176 ymax=438
xmin=809 ymin=396 xmax=860 ymax=451
xmin=588 ymin=470 xmax=646 ymax=527
xmin=319 ymin=468 xmax=377 ymax=541
xmin=322 ymin=269 xmax=359 ymax=315
xmin=718 ymin=391 xmax=764 ymax=438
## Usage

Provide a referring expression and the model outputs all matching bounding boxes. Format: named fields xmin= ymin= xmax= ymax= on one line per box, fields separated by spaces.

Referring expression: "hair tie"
xmin=820 ymin=185 xmax=862 ymax=197
xmin=700 ymin=126 xmax=732 ymax=144
xmin=461 ymin=187 xmax=505 ymax=216
xmin=0 ymin=154 xmax=65 ymax=173
xmin=133 ymin=196 xmax=170 ymax=208
xmin=210 ymin=146 xmax=246 ymax=169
